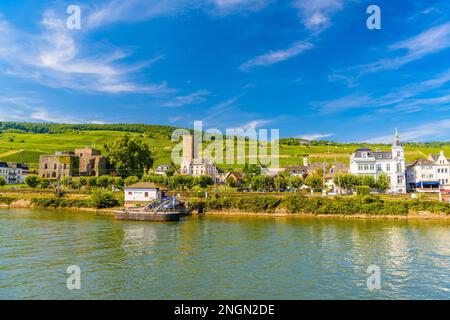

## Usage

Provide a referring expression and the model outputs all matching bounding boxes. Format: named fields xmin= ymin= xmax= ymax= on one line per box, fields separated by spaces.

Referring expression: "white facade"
xmin=0 ymin=162 xmax=26 ymax=184
xmin=406 ymin=151 xmax=450 ymax=191
xmin=349 ymin=130 xmax=406 ymax=193
xmin=124 ymin=183 xmax=161 ymax=202
xmin=181 ymin=158 xmax=219 ymax=182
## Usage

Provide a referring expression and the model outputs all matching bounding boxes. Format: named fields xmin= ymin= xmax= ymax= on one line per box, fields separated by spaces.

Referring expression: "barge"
xmin=114 ymin=196 xmax=191 ymax=222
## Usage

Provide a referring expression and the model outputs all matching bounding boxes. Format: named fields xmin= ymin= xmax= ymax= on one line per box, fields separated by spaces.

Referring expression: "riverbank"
xmin=2 ymin=191 xmax=450 ymax=219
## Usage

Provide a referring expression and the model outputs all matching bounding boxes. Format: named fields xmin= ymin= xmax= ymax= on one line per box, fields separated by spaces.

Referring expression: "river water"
xmin=0 ymin=209 xmax=449 ymax=299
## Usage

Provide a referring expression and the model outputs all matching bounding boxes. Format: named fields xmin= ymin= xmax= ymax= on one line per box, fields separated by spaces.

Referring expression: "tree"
xmin=273 ymin=175 xmax=287 ymax=191
xmin=90 ymin=189 xmax=119 ymax=209
xmin=304 ymin=175 xmax=323 ymax=191
xmin=124 ymin=176 xmax=139 ymax=186
xmin=194 ymin=175 xmax=214 ymax=188
xmin=251 ymin=175 xmax=273 ymax=191
xmin=25 ymin=175 xmax=40 ymax=188
xmin=87 ymin=176 xmax=97 ymax=187
xmin=0 ymin=176 xmax=6 ymax=186
xmin=289 ymin=176 xmax=303 ymax=189
xmin=243 ymin=163 xmax=261 ymax=179
xmin=376 ymin=174 xmax=389 ymax=193
xmin=61 ymin=176 xmax=72 ymax=189
xmin=360 ymin=175 xmax=376 ymax=188
xmin=104 ymin=134 xmax=153 ymax=178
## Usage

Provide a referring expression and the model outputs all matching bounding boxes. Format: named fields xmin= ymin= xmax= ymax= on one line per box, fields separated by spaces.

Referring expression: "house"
xmin=39 ymin=151 xmax=80 ymax=178
xmin=0 ymin=162 xmax=28 ymax=184
xmin=406 ymin=150 xmax=450 ymax=192
xmin=224 ymin=171 xmax=244 ymax=186
xmin=180 ymin=134 xmax=219 ymax=182
xmin=349 ymin=130 xmax=406 ymax=193
xmin=155 ymin=164 xmax=170 ymax=175
xmin=74 ymin=148 xmax=107 ymax=176
xmin=285 ymin=165 xmax=308 ymax=178
xmin=124 ymin=182 xmax=164 ymax=207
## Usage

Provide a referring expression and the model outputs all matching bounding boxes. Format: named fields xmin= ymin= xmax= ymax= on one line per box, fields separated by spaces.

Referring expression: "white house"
xmin=406 ymin=150 xmax=450 ymax=192
xmin=0 ymin=162 xmax=28 ymax=184
xmin=349 ymin=130 xmax=406 ymax=193
xmin=124 ymin=182 xmax=162 ymax=207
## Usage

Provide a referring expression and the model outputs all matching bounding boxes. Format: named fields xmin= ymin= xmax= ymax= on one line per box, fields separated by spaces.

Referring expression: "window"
xmin=369 ymin=164 xmax=374 ymax=171
xmin=144 ymin=192 xmax=149 ymax=197
xmin=377 ymin=164 xmax=382 ymax=171
xmin=386 ymin=164 xmax=390 ymax=172
xmin=358 ymin=164 xmax=363 ymax=171
xmin=128 ymin=192 xmax=132 ymax=195
xmin=397 ymin=163 xmax=402 ymax=173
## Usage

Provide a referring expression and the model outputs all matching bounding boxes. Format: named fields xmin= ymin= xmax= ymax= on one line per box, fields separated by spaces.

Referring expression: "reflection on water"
xmin=0 ymin=209 xmax=449 ymax=299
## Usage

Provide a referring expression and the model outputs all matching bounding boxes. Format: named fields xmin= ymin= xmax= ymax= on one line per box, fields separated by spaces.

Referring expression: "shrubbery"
xmin=186 ymin=194 xmax=450 ymax=216
xmin=89 ymin=189 xmax=120 ymax=208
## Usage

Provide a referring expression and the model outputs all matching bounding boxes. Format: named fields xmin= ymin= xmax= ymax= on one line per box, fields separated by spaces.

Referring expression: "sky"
xmin=0 ymin=0 xmax=450 ymax=143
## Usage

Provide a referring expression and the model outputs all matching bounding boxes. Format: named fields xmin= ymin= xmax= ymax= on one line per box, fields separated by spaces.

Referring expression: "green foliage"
xmin=104 ymin=134 xmax=153 ymax=178
xmin=376 ymin=173 xmax=390 ymax=192
xmin=273 ymin=175 xmax=287 ymax=190
xmin=226 ymin=176 xmax=237 ymax=188
xmin=251 ymin=175 xmax=273 ymax=191
xmin=288 ymin=176 xmax=303 ymax=189
xmin=304 ymin=175 xmax=323 ymax=191
xmin=24 ymin=174 xmax=40 ymax=188
xmin=97 ymin=175 xmax=110 ymax=188
xmin=89 ymin=189 xmax=119 ymax=209
xmin=194 ymin=175 xmax=214 ymax=188
xmin=124 ymin=176 xmax=140 ymax=186
xmin=243 ymin=163 xmax=261 ymax=179
xmin=38 ymin=178 xmax=50 ymax=189
xmin=87 ymin=176 xmax=97 ymax=187
xmin=0 ymin=196 xmax=16 ymax=204
xmin=356 ymin=186 xmax=371 ymax=196
xmin=0 ymin=176 xmax=6 ymax=186
xmin=31 ymin=197 xmax=91 ymax=208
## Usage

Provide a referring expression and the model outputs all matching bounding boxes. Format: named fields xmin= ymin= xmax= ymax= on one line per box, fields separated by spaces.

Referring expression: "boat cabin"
xmin=124 ymin=182 xmax=163 ymax=208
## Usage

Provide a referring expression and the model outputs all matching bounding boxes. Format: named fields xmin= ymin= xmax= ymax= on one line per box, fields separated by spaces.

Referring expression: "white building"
xmin=0 ymin=162 xmax=28 ymax=184
xmin=349 ymin=130 xmax=406 ymax=193
xmin=406 ymin=151 xmax=450 ymax=191
xmin=124 ymin=182 xmax=162 ymax=207
xmin=180 ymin=135 xmax=219 ymax=182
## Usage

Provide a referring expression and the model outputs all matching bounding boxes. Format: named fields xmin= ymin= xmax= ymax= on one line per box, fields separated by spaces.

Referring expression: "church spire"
xmin=393 ymin=128 xmax=401 ymax=147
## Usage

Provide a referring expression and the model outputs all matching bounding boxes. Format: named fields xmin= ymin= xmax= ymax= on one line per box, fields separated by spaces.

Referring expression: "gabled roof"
xmin=407 ymin=158 xmax=433 ymax=167
xmin=125 ymin=182 xmax=163 ymax=189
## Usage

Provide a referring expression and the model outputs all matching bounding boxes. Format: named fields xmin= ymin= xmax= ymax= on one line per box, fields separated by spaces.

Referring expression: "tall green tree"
xmin=104 ymin=135 xmax=154 ymax=178
xmin=376 ymin=174 xmax=390 ymax=193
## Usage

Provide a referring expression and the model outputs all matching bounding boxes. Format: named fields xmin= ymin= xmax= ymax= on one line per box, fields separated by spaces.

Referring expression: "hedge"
xmin=188 ymin=195 xmax=450 ymax=216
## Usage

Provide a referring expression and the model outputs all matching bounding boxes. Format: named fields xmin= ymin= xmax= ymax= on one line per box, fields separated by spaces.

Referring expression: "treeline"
xmin=0 ymin=121 xmax=178 ymax=137
xmin=188 ymin=195 xmax=450 ymax=215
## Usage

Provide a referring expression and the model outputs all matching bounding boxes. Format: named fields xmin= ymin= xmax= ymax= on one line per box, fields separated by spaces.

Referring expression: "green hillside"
xmin=0 ymin=122 xmax=449 ymax=171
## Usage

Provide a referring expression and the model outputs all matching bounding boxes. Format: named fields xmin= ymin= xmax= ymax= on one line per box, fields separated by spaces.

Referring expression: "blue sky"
xmin=1 ymin=0 xmax=450 ymax=142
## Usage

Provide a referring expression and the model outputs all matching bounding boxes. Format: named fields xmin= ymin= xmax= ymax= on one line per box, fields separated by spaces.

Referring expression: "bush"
xmin=25 ymin=175 xmax=40 ymax=188
xmin=356 ymin=186 xmax=370 ymax=196
xmin=97 ymin=175 xmax=110 ymax=188
xmin=31 ymin=197 xmax=91 ymax=208
xmin=0 ymin=196 xmax=16 ymax=204
xmin=89 ymin=189 xmax=119 ymax=209
xmin=0 ymin=176 xmax=6 ymax=186
xmin=124 ymin=176 xmax=139 ymax=186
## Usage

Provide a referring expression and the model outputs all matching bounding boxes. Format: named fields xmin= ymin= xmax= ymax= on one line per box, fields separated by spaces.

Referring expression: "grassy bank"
xmin=188 ymin=195 xmax=450 ymax=216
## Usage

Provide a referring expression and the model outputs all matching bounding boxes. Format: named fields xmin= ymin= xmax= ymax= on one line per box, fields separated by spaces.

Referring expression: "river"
xmin=0 ymin=209 xmax=449 ymax=299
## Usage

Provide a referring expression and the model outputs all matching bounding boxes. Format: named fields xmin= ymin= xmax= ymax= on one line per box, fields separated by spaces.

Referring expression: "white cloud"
xmin=240 ymin=42 xmax=313 ymax=71
xmin=366 ymin=120 xmax=450 ymax=143
xmin=317 ymin=68 xmax=450 ymax=114
xmin=0 ymin=11 xmax=169 ymax=95
xmin=297 ymin=133 xmax=334 ymax=141
xmin=293 ymin=0 xmax=343 ymax=33
xmin=239 ymin=119 xmax=272 ymax=130
xmin=334 ymin=22 xmax=450 ymax=80
xmin=208 ymin=0 xmax=272 ymax=15
xmin=163 ymin=90 xmax=210 ymax=107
